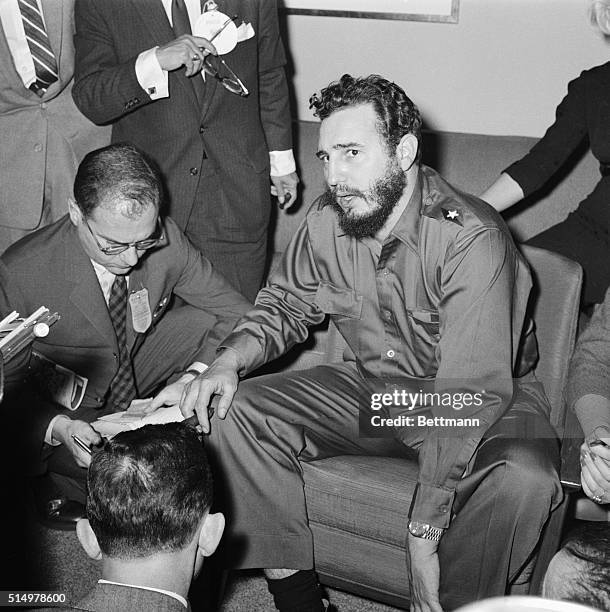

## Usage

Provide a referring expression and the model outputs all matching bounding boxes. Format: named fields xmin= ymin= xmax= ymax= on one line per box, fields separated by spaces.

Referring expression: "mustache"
xmin=331 ymin=185 xmax=366 ymax=199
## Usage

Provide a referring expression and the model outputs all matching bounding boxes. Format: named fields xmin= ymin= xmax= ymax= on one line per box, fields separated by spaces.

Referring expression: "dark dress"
xmin=505 ymin=61 xmax=610 ymax=307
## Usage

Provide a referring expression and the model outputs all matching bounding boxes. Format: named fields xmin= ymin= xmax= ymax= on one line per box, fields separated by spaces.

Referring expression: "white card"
xmin=193 ymin=10 xmax=238 ymax=55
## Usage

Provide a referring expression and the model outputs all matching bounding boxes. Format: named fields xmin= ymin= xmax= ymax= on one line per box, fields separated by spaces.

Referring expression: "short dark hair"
xmin=555 ymin=522 xmax=610 ymax=610
xmin=73 ymin=143 xmax=163 ymax=218
xmin=309 ymin=74 xmax=423 ymax=157
xmin=86 ymin=423 xmax=213 ymax=559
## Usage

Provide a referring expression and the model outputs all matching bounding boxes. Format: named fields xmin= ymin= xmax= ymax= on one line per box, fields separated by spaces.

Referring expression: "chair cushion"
xmin=302 ymin=455 xmax=419 ymax=549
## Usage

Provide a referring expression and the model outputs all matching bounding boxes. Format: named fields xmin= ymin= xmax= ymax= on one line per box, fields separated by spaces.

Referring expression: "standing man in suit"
xmin=0 ymin=143 xmax=251 ymax=522
xmin=0 ymin=0 xmax=110 ymax=254
xmin=72 ymin=0 xmax=298 ymax=301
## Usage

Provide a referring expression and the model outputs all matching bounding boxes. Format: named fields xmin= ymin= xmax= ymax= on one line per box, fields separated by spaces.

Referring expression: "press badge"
xmin=129 ymin=288 xmax=151 ymax=333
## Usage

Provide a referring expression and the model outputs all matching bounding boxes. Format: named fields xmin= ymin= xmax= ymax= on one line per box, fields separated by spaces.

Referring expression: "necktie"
xmin=18 ymin=0 xmax=58 ymax=96
xmin=106 ymin=276 xmax=137 ymax=411
xmin=171 ymin=0 xmax=205 ymax=105
xmin=171 ymin=0 xmax=192 ymax=37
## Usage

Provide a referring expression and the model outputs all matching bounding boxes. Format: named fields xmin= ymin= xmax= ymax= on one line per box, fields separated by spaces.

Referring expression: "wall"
xmin=281 ymin=0 xmax=610 ymax=136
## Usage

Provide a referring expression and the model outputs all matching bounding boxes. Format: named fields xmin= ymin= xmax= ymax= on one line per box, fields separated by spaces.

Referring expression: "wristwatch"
xmin=408 ymin=520 xmax=444 ymax=541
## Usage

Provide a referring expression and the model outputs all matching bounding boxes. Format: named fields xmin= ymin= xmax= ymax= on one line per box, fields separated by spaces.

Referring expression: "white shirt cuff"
xmin=135 ymin=47 xmax=169 ymax=99
xmin=45 ymin=415 xmax=71 ymax=446
xmin=269 ymin=150 xmax=296 ymax=176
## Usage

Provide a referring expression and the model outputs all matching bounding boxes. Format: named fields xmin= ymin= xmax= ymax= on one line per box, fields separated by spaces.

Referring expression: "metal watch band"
xmin=420 ymin=526 xmax=444 ymax=541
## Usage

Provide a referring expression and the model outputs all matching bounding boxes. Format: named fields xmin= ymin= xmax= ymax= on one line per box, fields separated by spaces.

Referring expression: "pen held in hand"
xmin=72 ymin=434 xmax=92 ymax=456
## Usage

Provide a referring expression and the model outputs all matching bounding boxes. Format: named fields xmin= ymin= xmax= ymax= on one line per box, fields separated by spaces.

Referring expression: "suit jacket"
xmin=72 ymin=0 xmax=292 ymax=234
xmin=0 ymin=0 xmax=109 ymax=234
xmin=0 ymin=214 xmax=251 ymax=446
xmin=37 ymin=582 xmax=188 ymax=612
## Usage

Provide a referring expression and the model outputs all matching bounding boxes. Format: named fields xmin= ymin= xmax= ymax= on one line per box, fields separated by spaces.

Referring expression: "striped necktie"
xmin=105 ymin=275 xmax=137 ymax=411
xmin=18 ymin=0 xmax=58 ymax=96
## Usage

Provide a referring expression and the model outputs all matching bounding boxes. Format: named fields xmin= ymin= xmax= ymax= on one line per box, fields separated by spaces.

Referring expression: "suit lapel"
xmin=64 ymin=229 xmax=118 ymax=353
xmin=198 ymin=64 xmax=218 ymax=121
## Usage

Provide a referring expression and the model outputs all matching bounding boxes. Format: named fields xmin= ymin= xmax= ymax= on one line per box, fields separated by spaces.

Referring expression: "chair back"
xmin=520 ymin=245 xmax=583 ymax=432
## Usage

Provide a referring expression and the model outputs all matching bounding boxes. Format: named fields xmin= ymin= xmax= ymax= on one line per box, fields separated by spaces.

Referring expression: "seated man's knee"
xmin=483 ymin=437 xmax=561 ymax=506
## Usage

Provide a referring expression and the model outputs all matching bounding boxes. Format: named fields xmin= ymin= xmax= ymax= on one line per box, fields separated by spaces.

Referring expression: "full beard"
xmin=324 ymin=161 xmax=407 ymax=239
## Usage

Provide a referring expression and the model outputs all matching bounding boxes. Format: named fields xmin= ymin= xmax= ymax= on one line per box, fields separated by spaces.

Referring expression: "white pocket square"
xmin=236 ymin=22 xmax=255 ymax=42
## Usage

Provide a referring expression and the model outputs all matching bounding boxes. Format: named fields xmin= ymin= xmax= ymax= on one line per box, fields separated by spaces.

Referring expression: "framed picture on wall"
xmin=281 ymin=0 xmax=459 ymax=23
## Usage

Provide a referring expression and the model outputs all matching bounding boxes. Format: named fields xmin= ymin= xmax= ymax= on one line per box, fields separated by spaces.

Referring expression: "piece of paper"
xmin=193 ymin=10 xmax=238 ymax=54
xmin=93 ymin=403 xmax=185 ymax=438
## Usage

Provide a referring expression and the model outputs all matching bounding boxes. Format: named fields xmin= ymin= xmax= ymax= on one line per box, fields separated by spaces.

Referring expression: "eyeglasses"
xmin=85 ymin=217 xmax=165 ymax=256
xmin=203 ymin=55 xmax=249 ymax=97
xmin=200 ymin=14 xmax=249 ymax=97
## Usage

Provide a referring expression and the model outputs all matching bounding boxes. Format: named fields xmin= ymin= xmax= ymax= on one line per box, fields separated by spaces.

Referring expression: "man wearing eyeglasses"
xmin=71 ymin=0 xmax=298 ymax=302
xmin=0 ymin=143 xmax=251 ymax=526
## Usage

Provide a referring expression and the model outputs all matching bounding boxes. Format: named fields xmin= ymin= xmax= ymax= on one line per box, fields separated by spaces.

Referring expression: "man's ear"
xmin=197 ymin=512 xmax=225 ymax=557
xmin=67 ymin=198 xmax=82 ymax=227
xmin=76 ymin=518 xmax=102 ymax=561
xmin=395 ymin=133 xmax=419 ymax=172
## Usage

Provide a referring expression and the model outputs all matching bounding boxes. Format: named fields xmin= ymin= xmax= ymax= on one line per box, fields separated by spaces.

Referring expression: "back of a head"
xmin=543 ymin=522 xmax=610 ymax=611
xmin=86 ymin=423 xmax=213 ymax=559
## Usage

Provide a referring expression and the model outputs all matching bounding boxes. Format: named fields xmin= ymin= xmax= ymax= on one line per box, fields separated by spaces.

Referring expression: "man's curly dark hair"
xmin=309 ymin=74 xmax=422 ymax=158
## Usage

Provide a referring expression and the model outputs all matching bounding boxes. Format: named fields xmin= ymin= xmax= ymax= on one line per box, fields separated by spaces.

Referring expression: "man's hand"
xmin=407 ymin=534 xmax=443 ymax=612
xmin=271 ymin=172 xmax=299 ymax=210
xmin=149 ymin=372 xmax=199 ymax=411
xmin=179 ymin=350 xmax=242 ymax=433
xmin=51 ymin=418 xmax=102 ymax=469
xmin=580 ymin=426 xmax=610 ymax=504
xmin=156 ymin=35 xmax=217 ymax=77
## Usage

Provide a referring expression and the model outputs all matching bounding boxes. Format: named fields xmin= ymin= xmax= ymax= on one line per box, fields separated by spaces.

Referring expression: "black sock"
xmin=266 ymin=569 xmax=327 ymax=612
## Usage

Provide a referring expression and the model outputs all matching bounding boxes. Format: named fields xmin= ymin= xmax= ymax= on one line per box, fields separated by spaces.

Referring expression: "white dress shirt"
xmin=0 ymin=0 xmax=49 ymax=88
xmin=98 ymin=579 xmax=188 ymax=608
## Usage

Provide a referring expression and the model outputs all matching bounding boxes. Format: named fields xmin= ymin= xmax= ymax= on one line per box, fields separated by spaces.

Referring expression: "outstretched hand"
xmin=179 ymin=351 xmax=242 ymax=433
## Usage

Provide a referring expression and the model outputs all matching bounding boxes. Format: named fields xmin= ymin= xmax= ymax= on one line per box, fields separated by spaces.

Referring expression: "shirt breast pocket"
xmin=314 ymin=281 xmax=363 ymax=319
xmin=407 ymin=308 xmax=440 ymax=337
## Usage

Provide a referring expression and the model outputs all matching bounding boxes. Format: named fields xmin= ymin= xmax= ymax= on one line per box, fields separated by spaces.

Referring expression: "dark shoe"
xmin=37 ymin=497 xmax=85 ymax=531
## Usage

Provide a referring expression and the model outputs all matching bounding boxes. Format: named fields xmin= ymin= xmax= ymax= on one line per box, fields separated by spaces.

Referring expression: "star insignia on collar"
xmin=442 ymin=208 xmax=462 ymax=225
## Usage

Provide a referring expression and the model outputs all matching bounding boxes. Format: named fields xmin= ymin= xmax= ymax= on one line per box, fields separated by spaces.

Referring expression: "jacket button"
xmin=199 ymin=125 xmax=205 ymax=134
xmin=439 ymin=506 xmax=449 ymax=513
xmin=386 ymin=349 xmax=395 ymax=358
xmin=34 ymin=143 xmax=43 ymax=152
xmin=190 ymin=167 xmax=199 ymax=175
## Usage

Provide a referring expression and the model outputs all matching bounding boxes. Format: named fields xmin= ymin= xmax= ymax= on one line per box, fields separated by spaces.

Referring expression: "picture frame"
xmin=281 ymin=0 xmax=459 ymax=24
